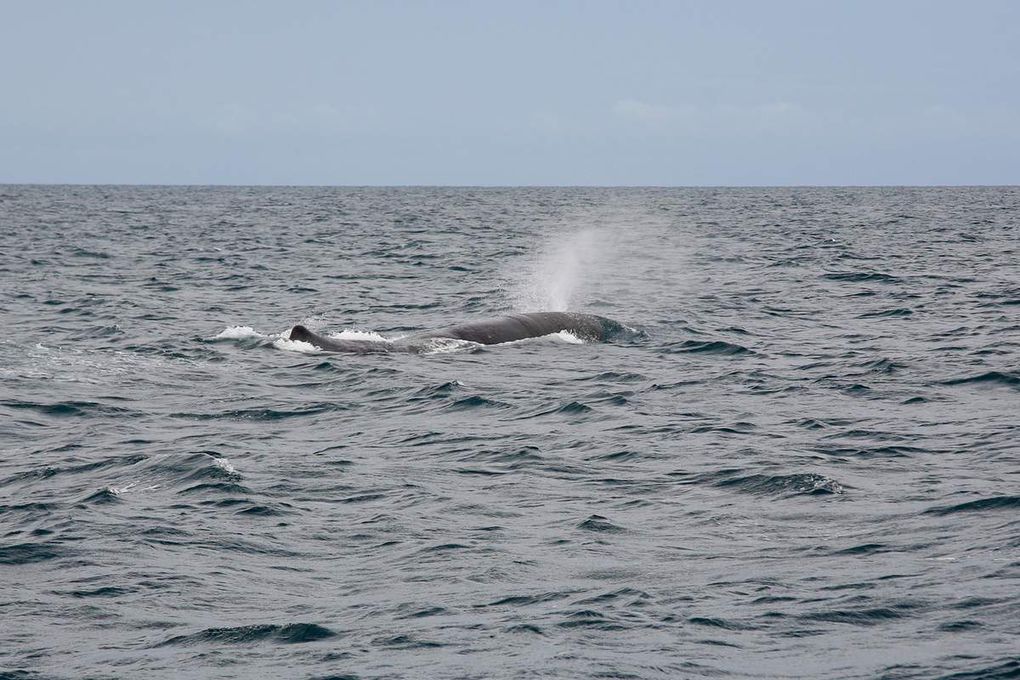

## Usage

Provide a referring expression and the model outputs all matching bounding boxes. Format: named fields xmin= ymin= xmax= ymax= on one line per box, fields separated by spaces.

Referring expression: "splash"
xmin=273 ymin=327 xmax=392 ymax=353
xmin=324 ymin=329 xmax=390 ymax=343
xmin=272 ymin=337 xmax=320 ymax=353
xmin=213 ymin=457 xmax=237 ymax=475
xmin=214 ymin=326 xmax=264 ymax=340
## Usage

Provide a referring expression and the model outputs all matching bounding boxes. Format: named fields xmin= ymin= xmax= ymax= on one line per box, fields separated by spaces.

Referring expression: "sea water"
xmin=1 ymin=186 xmax=1017 ymax=678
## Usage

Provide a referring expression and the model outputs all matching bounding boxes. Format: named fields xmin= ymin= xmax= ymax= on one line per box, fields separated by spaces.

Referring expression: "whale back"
xmin=423 ymin=312 xmax=613 ymax=345
xmin=288 ymin=325 xmax=394 ymax=353
xmin=287 ymin=312 xmax=624 ymax=353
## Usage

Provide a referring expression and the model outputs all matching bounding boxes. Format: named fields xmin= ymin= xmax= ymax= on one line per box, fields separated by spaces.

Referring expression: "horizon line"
xmin=2 ymin=182 xmax=1018 ymax=189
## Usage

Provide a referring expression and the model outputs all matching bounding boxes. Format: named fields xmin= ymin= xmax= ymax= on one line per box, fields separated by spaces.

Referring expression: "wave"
xmin=1 ymin=400 xmax=138 ymax=418
xmin=577 ymin=514 xmax=626 ymax=533
xmin=371 ymin=634 xmax=446 ymax=649
xmin=485 ymin=591 xmax=574 ymax=608
xmin=940 ymin=371 xmax=1020 ymax=390
xmin=171 ymin=404 xmax=344 ymax=421
xmin=445 ymin=395 xmax=510 ymax=410
xmin=830 ymin=543 xmax=891 ymax=556
xmin=857 ymin=307 xmax=914 ymax=318
xmin=688 ymin=616 xmax=751 ymax=631
xmin=555 ymin=609 xmax=625 ymax=630
xmin=813 ymin=444 xmax=928 ymax=459
xmin=822 ymin=271 xmax=901 ymax=283
xmin=798 ymin=604 xmax=915 ymax=625
xmin=156 ymin=622 xmax=336 ymax=646
xmin=513 ymin=400 xmax=595 ymax=420
xmin=661 ymin=339 xmax=752 ymax=355
xmin=711 ymin=472 xmax=845 ymax=497
xmin=932 ymin=658 xmax=1020 ymax=680
xmin=0 ymin=541 xmax=69 ymax=565
xmin=78 ymin=488 xmax=123 ymax=505
xmin=855 ymin=357 xmax=907 ymax=373
xmin=925 ymin=495 xmax=1020 ymax=516
xmin=409 ymin=380 xmax=464 ymax=400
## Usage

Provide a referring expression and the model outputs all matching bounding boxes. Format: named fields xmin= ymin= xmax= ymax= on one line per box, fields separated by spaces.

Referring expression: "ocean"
xmin=1 ymin=185 xmax=1017 ymax=679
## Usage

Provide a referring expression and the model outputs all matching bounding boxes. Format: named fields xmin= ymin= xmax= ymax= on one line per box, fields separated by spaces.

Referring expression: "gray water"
xmin=1 ymin=185 xmax=1018 ymax=679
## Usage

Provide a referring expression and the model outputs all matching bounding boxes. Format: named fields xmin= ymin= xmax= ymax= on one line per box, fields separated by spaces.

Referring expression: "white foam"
xmin=273 ymin=326 xmax=392 ymax=353
xmin=418 ymin=337 xmax=481 ymax=354
xmin=496 ymin=331 xmax=586 ymax=347
xmin=551 ymin=331 xmax=585 ymax=344
xmin=213 ymin=457 xmax=236 ymax=474
xmin=108 ymin=482 xmax=159 ymax=495
xmin=14 ymin=344 xmax=191 ymax=385
xmin=214 ymin=326 xmax=265 ymax=340
xmin=325 ymin=329 xmax=390 ymax=343
xmin=273 ymin=337 xmax=322 ymax=353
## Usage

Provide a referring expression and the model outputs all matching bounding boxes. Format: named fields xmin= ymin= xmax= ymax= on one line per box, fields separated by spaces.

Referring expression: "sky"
xmin=1 ymin=1 xmax=1018 ymax=185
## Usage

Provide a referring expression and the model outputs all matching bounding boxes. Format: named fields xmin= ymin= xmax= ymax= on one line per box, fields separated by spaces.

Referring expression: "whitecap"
xmin=213 ymin=457 xmax=236 ymax=475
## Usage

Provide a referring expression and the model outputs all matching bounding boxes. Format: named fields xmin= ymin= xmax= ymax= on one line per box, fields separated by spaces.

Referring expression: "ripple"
xmin=798 ymin=606 xmax=913 ymax=626
xmin=855 ymin=357 xmax=907 ymax=373
xmin=446 ymin=395 xmax=510 ymax=410
xmin=1 ymin=400 xmax=138 ymax=418
xmin=0 ymin=542 xmax=67 ymax=565
xmin=662 ymin=339 xmax=752 ymax=355
xmin=371 ymin=634 xmax=444 ymax=649
xmin=823 ymin=271 xmax=901 ymax=283
xmin=577 ymin=514 xmax=626 ymax=533
xmin=712 ymin=472 xmax=844 ymax=497
xmin=4 ymin=185 xmax=1019 ymax=680
xmin=813 ymin=444 xmax=927 ymax=459
xmin=555 ymin=609 xmax=625 ymax=630
xmin=65 ymin=585 xmax=136 ymax=598
xmin=688 ymin=616 xmax=751 ymax=630
xmin=78 ymin=488 xmax=123 ymax=505
xmin=172 ymin=404 xmax=345 ymax=420
xmin=935 ymin=658 xmax=1020 ymax=679
xmin=178 ymin=481 xmax=252 ymax=495
xmin=409 ymin=380 xmax=464 ymax=400
xmin=516 ymin=400 xmax=594 ymax=419
xmin=830 ymin=543 xmax=891 ymax=556
xmin=858 ymin=307 xmax=914 ymax=318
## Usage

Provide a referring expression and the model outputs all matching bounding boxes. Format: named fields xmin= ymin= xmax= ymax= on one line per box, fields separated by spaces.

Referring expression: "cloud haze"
xmin=1 ymin=1 xmax=1017 ymax=185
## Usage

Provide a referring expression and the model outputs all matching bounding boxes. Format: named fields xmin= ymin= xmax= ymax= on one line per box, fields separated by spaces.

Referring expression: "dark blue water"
xmin=1 ymin=185 xmax=1018 ymax=679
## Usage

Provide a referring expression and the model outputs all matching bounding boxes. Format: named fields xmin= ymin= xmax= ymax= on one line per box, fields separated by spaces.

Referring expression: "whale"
xmin=288 ymin=311 xmax=621 ymax=353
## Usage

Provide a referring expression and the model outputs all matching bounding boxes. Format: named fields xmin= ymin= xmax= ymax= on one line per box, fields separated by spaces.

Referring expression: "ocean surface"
xmin=1 ymin=185 xmax=1018 ymax=679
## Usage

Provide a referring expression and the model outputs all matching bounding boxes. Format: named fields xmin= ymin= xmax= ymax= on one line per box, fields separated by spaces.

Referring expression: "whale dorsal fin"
xmin=290 ymin=325 xmax=313 ymax=342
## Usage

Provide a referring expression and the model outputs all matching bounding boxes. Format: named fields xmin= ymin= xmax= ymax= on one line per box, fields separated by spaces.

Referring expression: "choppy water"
xmin=1 ymin=185 xmax=1018 ymax=679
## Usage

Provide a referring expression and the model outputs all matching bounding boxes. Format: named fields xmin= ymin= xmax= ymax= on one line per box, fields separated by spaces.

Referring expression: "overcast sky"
xmin=2 ymin=1 xmax=1018 ymax=185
